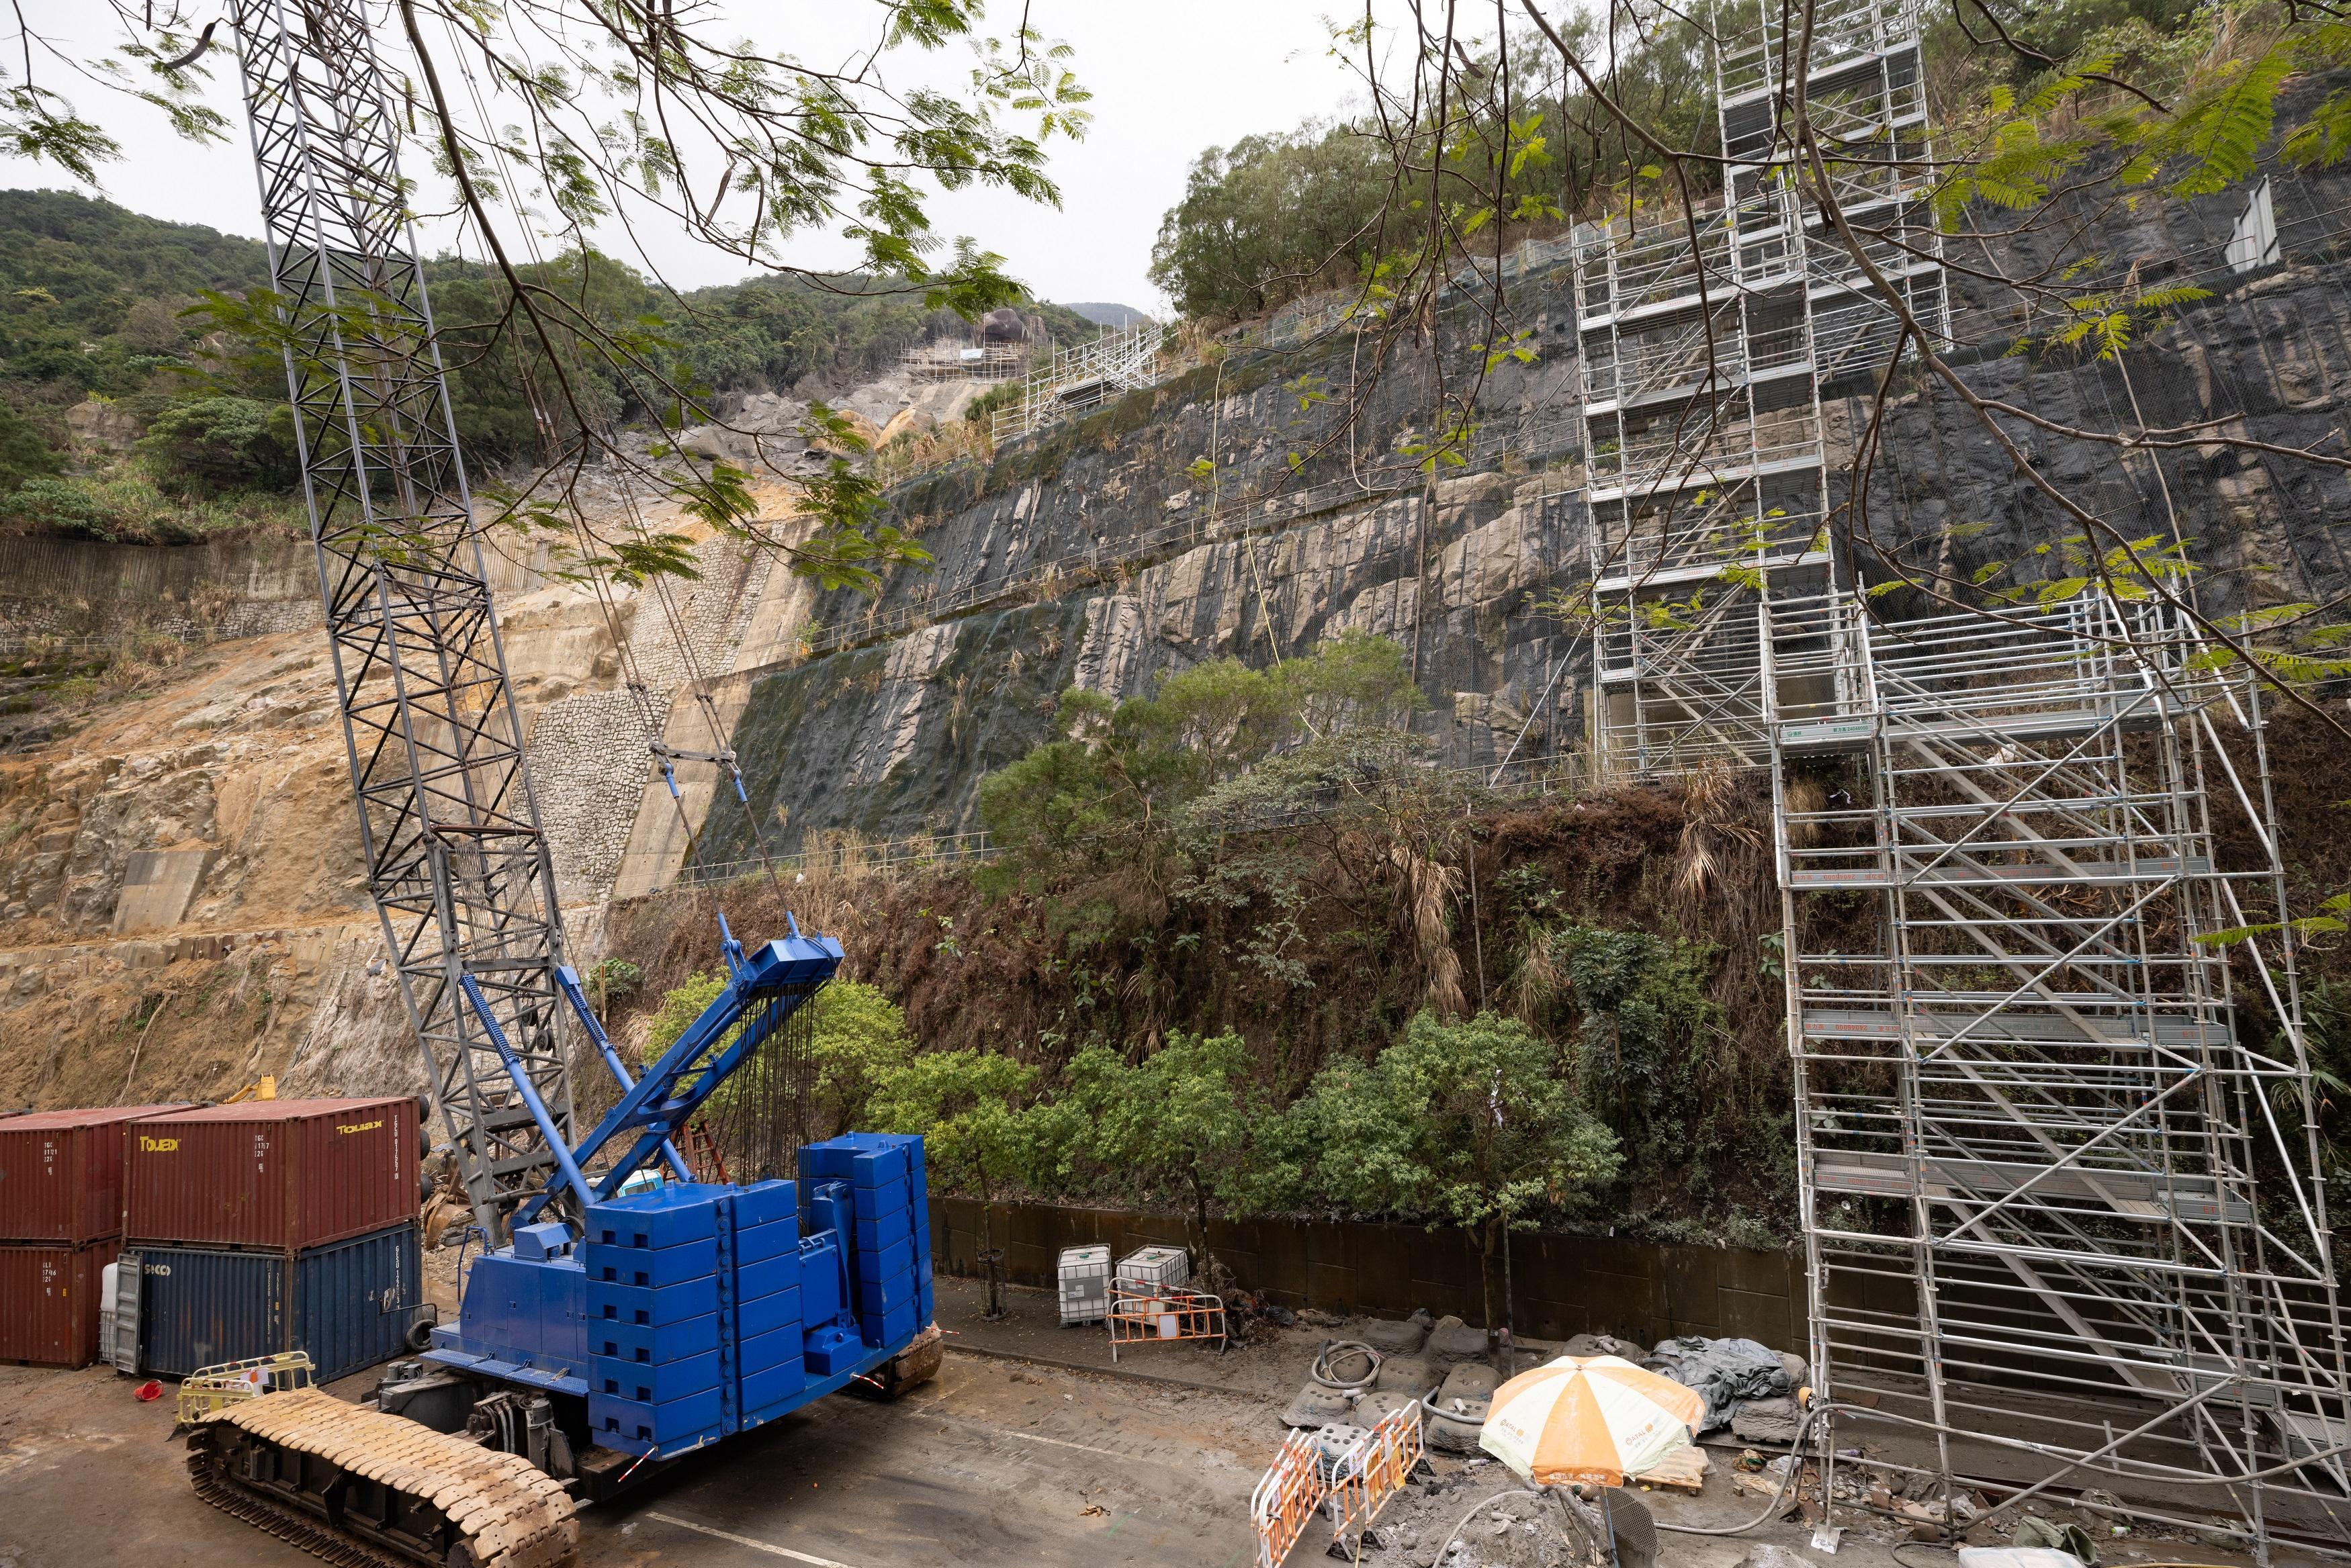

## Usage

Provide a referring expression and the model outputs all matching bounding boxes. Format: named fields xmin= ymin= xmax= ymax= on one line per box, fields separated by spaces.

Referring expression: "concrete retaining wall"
xmin=926 ymin=1197 xmax=1808 ymax=1351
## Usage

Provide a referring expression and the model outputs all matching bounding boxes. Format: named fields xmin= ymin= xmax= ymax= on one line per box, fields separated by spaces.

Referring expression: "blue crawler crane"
xmin=368 ymin=914 xmax=940 ymax=1500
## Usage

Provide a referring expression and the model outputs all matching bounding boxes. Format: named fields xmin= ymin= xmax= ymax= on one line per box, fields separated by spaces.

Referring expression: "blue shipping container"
xmin=132 ymin=1221 xmax=420 ymax=1381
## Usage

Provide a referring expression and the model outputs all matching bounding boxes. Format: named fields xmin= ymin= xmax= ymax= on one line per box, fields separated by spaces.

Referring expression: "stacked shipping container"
xmin=120 ymin=1097 xmax=425 ymax=1381
xmin=0 ymin=1105 xmax=187 ymax=1367
xmin=123 ymin=1097 xmax=418 ymax=1249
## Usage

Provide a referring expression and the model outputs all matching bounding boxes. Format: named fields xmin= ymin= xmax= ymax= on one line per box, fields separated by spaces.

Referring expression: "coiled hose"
xmin=1311 ymin=1339 xmax=1384 ymax=1393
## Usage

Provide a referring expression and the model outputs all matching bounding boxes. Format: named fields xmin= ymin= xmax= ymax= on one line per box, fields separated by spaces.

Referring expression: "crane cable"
xmin=443 ymin=26 xmax=788 ymax=895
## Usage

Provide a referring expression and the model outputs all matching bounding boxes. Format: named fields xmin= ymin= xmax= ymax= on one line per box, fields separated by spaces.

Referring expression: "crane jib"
xmin=511 ymin=921 xmax=842 ymax=1227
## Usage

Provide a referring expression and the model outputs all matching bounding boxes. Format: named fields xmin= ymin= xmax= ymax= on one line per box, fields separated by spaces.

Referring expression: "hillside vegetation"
xmin=0 ymin=189 xmax=1095 ymax=543
xmin=1149 ymin=0 xmax=2260 ymax=322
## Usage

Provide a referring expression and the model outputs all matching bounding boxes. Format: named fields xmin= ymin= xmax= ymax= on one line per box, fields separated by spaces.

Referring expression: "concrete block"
xmin=112 ymin=846 xmax=216 ymax=935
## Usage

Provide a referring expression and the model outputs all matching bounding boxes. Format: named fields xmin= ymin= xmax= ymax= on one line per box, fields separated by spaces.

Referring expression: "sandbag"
xmin=2012 ymin=1517 xmax=2099 ymax=1565
xmin=1437 ymin=1361 xmax=1500 ymax=1403
xmin=1425 ymin=1397 xmax=1489 ymax=1452
xmin=1564 ymin=1332 xmax=1644 ymax=1360
xmin=1279 ymin=1383 xmax=1356 ymax=1430
xmin=1730 ymin=1394 xmax=1802 ymax=1443
xmin=1354 ymin=1390 xmax=1419 ymax=1426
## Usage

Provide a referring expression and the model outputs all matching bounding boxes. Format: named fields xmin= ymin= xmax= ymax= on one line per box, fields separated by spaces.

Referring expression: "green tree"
xmin=799 ymin=980 xmax=915 ymax=1140
xmin=135 ymin=396 xmax=295 ymax=491
xmin=643 ymin=971 xmax=728 ymax=1060
xmin=868 ymin=1049 xmax=1049 ymax=1316
xmin=10 ymin=6 xmax=1090 ymax=591
xmin=0 ymin=401 xmax=59 ymax=494
xmin=1524 ymin=923 xmax=1726 ymax=1177
xmin=1294 ymin=1009 xmax=1619 ymax=1355
xmin=977 ymin=631 xmax=1421 ymax=881
xmin=1059 ymin=1031 xmax=1272 ymax=1289
xmin=641 ymin=971 xmax=911 ymax=1129
xmin=1147 ymin=124 xmax=1397 ymax=320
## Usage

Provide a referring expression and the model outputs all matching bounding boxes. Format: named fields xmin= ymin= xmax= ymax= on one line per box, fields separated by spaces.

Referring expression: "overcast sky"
xmin=0 ymin=3 xmax=1400 ymax=314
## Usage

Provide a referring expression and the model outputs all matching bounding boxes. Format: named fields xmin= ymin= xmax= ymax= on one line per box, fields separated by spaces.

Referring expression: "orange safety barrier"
xmin=1106 ymin=1280 xmax=1228 ymax=1362
xmin=1330 ymin=1399 xmax=1424 ymax=1537
xmin=1249 ymin=1400 xmax=1424 ymax=1568
xmin=1251 ymin=1428 xmax=1328 ymax=1568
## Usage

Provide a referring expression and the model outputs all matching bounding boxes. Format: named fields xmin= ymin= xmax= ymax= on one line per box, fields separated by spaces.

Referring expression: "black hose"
xmin=1654 ymin=1403 xmax=1826 ymax=1537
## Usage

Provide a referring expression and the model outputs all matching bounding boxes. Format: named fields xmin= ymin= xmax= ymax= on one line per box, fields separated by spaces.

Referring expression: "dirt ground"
xmin=0 ymin=1276 xmax=2322 ymax=1568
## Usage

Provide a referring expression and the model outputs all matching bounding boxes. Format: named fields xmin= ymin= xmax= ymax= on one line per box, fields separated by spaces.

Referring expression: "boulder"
xmin=66 ymin=398 xmax=140 ymax=451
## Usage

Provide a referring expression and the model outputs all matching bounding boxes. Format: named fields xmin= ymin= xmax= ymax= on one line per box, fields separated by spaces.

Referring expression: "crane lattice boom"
xmin=230 ymin=0 xmax=574 ymax=1234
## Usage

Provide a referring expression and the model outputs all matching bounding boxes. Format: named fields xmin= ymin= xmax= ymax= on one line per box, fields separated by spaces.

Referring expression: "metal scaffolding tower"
xmin=1568 ymin=0 xmax=2346 ymax=1544
xmin=1771 ymin=586 xmax=2348 ymax=1549
xmin=229 ymin=0 xmax=577 ymax=1236
xmin=989 ymin=323 xmax=1165 ymax=445
xmin=1574 ymin=0 xmax=1944 ymax=779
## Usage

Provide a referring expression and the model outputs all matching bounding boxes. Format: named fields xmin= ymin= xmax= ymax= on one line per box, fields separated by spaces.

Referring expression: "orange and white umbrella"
xmin=1478 ymin=1355 xmax=1704 ymax=1486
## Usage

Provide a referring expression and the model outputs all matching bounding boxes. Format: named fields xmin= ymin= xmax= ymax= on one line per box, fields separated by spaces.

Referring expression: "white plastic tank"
xmin=1057 ymin=1244 xmax=1110 ymax=1325
xmin=1116 ymin=1244 xmax=1191 ymax=1293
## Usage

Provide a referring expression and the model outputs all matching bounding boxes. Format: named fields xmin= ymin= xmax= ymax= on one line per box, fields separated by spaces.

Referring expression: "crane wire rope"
xmin=442 ymin=28 xmax=789 ymax=898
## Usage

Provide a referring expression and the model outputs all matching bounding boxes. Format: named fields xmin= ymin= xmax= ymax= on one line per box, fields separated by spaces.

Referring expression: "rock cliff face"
xmin=5 ymin=136 xmax=2351 ymax=1107
xmin=691 ymin=265 xmax=1590 ymax=862
xmin=1836 ymin=144 xmax=2351 ymax=618
xmin=688 ymin=145 xmax=2351 ymax=866
xmin=0 ymin=491 xmax=792 ymax=1106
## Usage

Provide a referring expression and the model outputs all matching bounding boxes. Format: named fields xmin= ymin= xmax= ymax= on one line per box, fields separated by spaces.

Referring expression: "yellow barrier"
xmin=1249 ymin=1401 xmax=1425 ymax=1567
xmin=175 ymin=1350 xmax=316 ymax=1425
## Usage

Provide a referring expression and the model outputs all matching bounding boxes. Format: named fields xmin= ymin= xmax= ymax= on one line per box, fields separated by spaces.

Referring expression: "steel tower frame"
xmin=1769 ymin=588 xmax=2349 ymax=1551
xmin=1570 ymin=0 xmax=2346 ymax=1546
xmin=1574 ymin=0 xmax=1943 ymax=780
xmin=229 ymin=0 xmax=576 ymax=1236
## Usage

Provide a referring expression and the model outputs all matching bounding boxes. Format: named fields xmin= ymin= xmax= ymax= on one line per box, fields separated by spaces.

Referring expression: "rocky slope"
xmin=0 ymin=477 xmax=829 ymax=1107
xmin=7 ymin=132 xmax=2351 ymax=1109
xmin=684 ymin=140 xmax=2351 ymax=866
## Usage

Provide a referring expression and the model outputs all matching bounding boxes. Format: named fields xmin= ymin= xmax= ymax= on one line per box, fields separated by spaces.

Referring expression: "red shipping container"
xmin=124 ymin=1098 xmax=418 ymax=1251
xmin=0 ymin=1238 xmax=122 ymax=1367
xmin=0 ymin=1104 xmax=189 ymax=1244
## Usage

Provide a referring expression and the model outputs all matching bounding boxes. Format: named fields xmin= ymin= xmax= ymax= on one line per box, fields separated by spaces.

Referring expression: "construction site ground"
xmin=0 ymin=1273 xmax=2314 ymax=1568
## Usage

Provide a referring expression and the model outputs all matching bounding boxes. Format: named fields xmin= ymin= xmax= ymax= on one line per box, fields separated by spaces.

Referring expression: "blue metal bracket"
xmin=458 ymin=974 xmax=596 ymax=1219
xmin=513 ymin=915 xmax=841 ymax=1227
xmin=553 ymin=965 xmax=694 ymax=1184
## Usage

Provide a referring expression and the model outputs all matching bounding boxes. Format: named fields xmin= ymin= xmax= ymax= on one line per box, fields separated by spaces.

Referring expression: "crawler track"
xmin=187 ymin=1389 xmax=577 ymax=1568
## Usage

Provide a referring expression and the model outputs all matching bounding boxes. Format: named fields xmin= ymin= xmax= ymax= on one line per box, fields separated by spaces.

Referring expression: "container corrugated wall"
xmin=0 ymin=1238 xmax=122 ymax=1367
xmin=132 ymin=1221 xmax=420 ymax=1381
xmin=124 ymin=1097 xmax=416 ymax=1250
xmin=0 ymin=1104 xmax=187 ymax=1244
